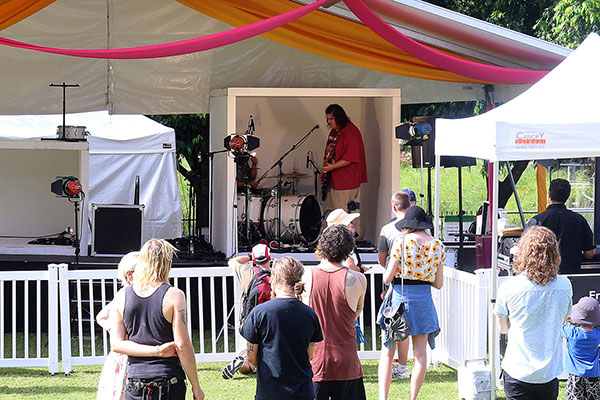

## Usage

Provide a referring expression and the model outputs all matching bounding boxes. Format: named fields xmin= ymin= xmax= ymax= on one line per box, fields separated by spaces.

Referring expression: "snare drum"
xmin=237 ymin=193 xmax=264 ymax=223
xmin=57 ymin=125 xmax=89 ymax=140
xmin=263 ymin=194 xmax=322 ymax=244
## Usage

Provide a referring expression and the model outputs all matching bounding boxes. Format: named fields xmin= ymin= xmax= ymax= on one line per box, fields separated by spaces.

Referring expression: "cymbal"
xmin=265 ymin=171 xmax=310 ymax=179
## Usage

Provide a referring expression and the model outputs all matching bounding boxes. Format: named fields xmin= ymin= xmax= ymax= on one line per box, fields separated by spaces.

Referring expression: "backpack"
xmin=239 ymin=264 xmax=271 ymax=329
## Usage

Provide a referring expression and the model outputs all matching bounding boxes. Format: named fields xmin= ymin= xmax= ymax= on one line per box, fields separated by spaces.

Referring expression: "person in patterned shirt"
xmin=378 ymin=206 xmax=445 ymax=400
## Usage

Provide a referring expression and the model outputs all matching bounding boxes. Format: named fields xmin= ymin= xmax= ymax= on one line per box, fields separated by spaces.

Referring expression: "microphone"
xmin=246 ymin=115 xmax=255 ymax=135
xmin=306 ymin=152 xmax=310 ymax=169
xmin=311 ymin=124 xmax=320 ymax=132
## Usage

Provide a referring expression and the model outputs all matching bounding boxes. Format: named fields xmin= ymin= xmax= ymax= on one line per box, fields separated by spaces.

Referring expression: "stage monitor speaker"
xmin=92 ymin=204 xmax=144 ymax=256
xmin=409 ymin=116 xmax=476 ymax=168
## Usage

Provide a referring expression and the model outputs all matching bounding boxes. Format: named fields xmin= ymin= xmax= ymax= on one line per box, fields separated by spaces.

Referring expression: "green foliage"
xmin=535 ymin=0 xmax=600 ymax=48
xmin=147 ymin=114 xmax=210 ymax=233
xmin=148 ymin=114 xmax=209 ymax=174
xmin=401 ymin=101 xmax=486 ymax=122
xmin=426 ymin=0 xmax=553 ymax=35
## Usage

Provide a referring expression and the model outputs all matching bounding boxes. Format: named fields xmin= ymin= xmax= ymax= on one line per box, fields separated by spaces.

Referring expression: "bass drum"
xmin=263 ymin=194 xmax=322 ymax=244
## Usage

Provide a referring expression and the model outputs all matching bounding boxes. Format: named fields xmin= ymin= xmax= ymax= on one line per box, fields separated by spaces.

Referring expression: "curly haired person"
xmin=495 ymin=226 xmax=573 ymax=400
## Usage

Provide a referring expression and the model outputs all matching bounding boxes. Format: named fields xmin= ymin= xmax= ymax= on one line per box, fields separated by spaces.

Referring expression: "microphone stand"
xmin=307 ymin=158 xmax=321 ymax=198
xmin=261 ymin=125 xmax=320 ymax=245
xmin=206 ymin=149 xmax=228 ymax=244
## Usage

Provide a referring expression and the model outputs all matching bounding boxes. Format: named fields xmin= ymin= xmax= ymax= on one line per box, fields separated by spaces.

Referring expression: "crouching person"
xmin=241 ymin=256 xmax=323 ymax=400
xmin=111 ymin=239 xmax=204 ymax=400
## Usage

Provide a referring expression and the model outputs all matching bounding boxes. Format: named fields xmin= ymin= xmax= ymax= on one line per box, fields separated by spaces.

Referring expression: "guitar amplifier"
xmin=91 ymin=203 xmax=144 ymax=256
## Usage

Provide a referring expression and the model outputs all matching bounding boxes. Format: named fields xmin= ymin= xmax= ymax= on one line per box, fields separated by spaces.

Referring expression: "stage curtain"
xmin=176 ymin=0 xmax=490 ymax=83
xmin=537 ymin=163 xmax=548 ymax=213
xmin=0 ymin=0 xmax=56 ymax=31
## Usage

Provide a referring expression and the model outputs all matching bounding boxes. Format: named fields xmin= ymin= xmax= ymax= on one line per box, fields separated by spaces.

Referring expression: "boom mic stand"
xmin=307 ymin=155 xmax=321 ymax=198
xmin=260 ymin=125 xmax=320 ymax=246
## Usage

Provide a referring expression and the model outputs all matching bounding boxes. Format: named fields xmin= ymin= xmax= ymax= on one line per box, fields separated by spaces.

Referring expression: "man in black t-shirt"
xmin=241 ymin=257 xmax=323 ymax=400
xmin=526 ymin=179 xmax=596 ymax=274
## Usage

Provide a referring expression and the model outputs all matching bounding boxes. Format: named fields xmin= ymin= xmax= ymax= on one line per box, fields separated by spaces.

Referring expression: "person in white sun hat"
xmin=325 ymin=209 xmax=365 ymax=273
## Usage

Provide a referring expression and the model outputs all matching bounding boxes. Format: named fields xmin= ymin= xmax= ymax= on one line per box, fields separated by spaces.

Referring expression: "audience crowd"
xmin=98 ymin=190 xmax=598 ymax=400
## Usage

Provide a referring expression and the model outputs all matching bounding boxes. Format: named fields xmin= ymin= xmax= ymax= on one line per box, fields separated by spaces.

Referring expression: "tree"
xmin=535 ymin=0 xmax=600 ymax=48
xmin=148 ymin=114 xmax=210 ymax=237
xmin=426 ymin=0 xmax=553 ymax=36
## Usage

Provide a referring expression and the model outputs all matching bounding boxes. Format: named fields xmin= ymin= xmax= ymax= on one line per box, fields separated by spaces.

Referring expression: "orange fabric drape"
xmin=0 ymin=0 xmax=56 ymax=30
xmin=177 ymin=0 xmax=491 ymax=84
xmin=537 ymin=163 xmax=548 ymax=213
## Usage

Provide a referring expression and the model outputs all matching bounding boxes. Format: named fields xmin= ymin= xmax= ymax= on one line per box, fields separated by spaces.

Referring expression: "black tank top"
xmin=124 ymin=283 xmax=184 ymax=379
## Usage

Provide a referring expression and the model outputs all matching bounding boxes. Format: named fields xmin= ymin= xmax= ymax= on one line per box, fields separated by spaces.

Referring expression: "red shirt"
xmin=325 ymin=122 xmax=367 ymax=191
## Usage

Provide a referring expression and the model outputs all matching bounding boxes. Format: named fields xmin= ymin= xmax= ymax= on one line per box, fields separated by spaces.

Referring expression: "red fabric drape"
xmin=344 ymin=0 xmax=548 ymax=84
xmin=0 ymin=0 xmax=329 ymax=59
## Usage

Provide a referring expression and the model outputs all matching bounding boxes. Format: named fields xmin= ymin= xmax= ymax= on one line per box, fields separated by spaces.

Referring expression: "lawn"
xmin=398 ymin=158 xmax=595 ymax=226
xmin=0 ymin=360 xmax=567 ymax=399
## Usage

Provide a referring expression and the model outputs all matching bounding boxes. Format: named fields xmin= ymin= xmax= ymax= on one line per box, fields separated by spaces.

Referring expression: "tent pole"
xmin=505 ymin=161 xmax=526 ymax=227
xmin=490 ymin=161 xmax=500 ymax=399
xmin=434 ymin=154 xmax=441 ymax=239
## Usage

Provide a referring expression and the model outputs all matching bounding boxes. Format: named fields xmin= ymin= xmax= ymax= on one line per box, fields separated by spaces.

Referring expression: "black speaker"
xmin=92 ymin=204 xmax=144 ymax=256
xmin=409 ymin=116 xmax=476 ymax=168
xmin=410 ymin=116 xmax=435 ymax=168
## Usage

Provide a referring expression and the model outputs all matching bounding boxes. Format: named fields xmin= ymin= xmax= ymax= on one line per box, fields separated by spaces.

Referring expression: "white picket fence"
xmin=0 ymin=263 xmax=490 ymax=374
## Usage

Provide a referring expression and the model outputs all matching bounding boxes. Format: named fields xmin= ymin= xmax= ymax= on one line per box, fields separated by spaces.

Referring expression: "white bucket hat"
xmin=326 ymin=208 xmax=360 ymax=227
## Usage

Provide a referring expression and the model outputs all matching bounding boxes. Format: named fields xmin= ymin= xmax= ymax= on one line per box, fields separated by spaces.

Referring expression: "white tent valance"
xmin=436 ymin=33 xmax=600 ymax=162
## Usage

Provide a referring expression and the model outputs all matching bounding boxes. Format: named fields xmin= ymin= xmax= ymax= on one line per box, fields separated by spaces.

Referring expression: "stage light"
xmin=223 ymin=134 xmax=260 ymax=155
xmin=51 ymin=176 xmax=82 ymax=199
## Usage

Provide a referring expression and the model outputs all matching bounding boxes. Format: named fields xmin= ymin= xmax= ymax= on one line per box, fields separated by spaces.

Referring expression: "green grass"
xmin=398 ymin=158 xmax=595 ymax=226
xmin=0 ymin=360 xmax=568 ymax=399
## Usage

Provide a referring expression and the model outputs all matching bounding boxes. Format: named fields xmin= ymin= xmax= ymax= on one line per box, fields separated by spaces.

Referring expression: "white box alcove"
xmin=210 ymin=88 xmax=401 ymax=256
xmin=0 ymin=139 xmax=89 ymax=256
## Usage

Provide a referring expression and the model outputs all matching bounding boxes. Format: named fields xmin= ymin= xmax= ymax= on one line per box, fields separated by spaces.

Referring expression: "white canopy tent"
xmin=0 ymin=0 xmax=569 ymax=115
xmin=435 ymin=33 xmax=600 ymax=398
xmin=0 ymin=111 xmax=182 ymax=254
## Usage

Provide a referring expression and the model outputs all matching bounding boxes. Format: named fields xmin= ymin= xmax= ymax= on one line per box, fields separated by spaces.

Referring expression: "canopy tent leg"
xmin=489 ymin=161 xmax=500 ymax=399
xmin=434 ymin=154 xmax=441 ymax=239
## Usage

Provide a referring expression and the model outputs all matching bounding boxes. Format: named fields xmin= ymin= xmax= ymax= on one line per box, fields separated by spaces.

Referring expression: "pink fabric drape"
xmin=343 ymin=0 xmax=549 ymax=84
xmin=0 ymin=0 xmax=329 ymax=59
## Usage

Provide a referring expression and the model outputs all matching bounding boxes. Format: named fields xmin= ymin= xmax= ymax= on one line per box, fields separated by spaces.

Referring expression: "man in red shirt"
xmin=321 ymin=104 xmax=367 ymax=236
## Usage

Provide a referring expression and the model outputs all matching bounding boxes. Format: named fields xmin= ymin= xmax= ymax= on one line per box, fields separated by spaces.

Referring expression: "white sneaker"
xmin=392 ymin=364 xmax=410 ymax=379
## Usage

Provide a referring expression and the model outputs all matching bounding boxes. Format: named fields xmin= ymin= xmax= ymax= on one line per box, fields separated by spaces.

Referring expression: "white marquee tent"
xmin=436 ymin=33 xmax=600 ymax=162
xmin=0 ymin=0 xmax=569 ymax=115
xmin=435 ymin=33 xmax=600 ymax=398
xmin=0 ymin=111 xmax=182 ymax=253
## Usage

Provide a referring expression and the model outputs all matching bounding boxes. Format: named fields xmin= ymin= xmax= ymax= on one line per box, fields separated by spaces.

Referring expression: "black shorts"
xmin=313 ymin=377 xmax=366 ymax=400
xmin=125 ymin=377 xmax=186 ymax=400
xmin=503 ymin=370 xmax=558 ymax=400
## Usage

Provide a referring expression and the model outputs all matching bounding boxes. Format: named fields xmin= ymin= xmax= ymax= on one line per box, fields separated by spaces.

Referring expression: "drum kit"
xmin=232 ymin=123 xmax=325 ymax=251
xmin=237 ymin=171 xmax=323 ymax=249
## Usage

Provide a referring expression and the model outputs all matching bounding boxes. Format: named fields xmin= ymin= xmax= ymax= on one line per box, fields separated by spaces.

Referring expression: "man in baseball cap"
xmin=401 ymin=188 xmax=417 ymax=206
xmin=251 ymin=243 xmax=271 ymax=264
xmin=223 ymin=243 xmax=272 ymax=379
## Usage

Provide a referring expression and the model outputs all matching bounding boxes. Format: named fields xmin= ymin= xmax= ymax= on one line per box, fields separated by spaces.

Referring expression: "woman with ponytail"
xmin=241 ymin=256 xmax=323 ymax=400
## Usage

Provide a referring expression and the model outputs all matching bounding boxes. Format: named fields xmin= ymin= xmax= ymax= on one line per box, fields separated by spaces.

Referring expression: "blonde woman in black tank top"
xmin=111 ymin=239 xmax=204 ymax=400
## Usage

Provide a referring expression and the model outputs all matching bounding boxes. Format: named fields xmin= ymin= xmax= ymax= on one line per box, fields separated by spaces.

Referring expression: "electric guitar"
xmin=321 ymin=132 xmax=339 ymax=201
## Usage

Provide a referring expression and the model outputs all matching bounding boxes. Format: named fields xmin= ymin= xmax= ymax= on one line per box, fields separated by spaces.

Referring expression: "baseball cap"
xmin=252 ymin=243 xmax=271 ymax=264
xmin=326 ymin=208 xmax=360 ymax=227
xmin=402 ymin=188 xmax=417 ymax=203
